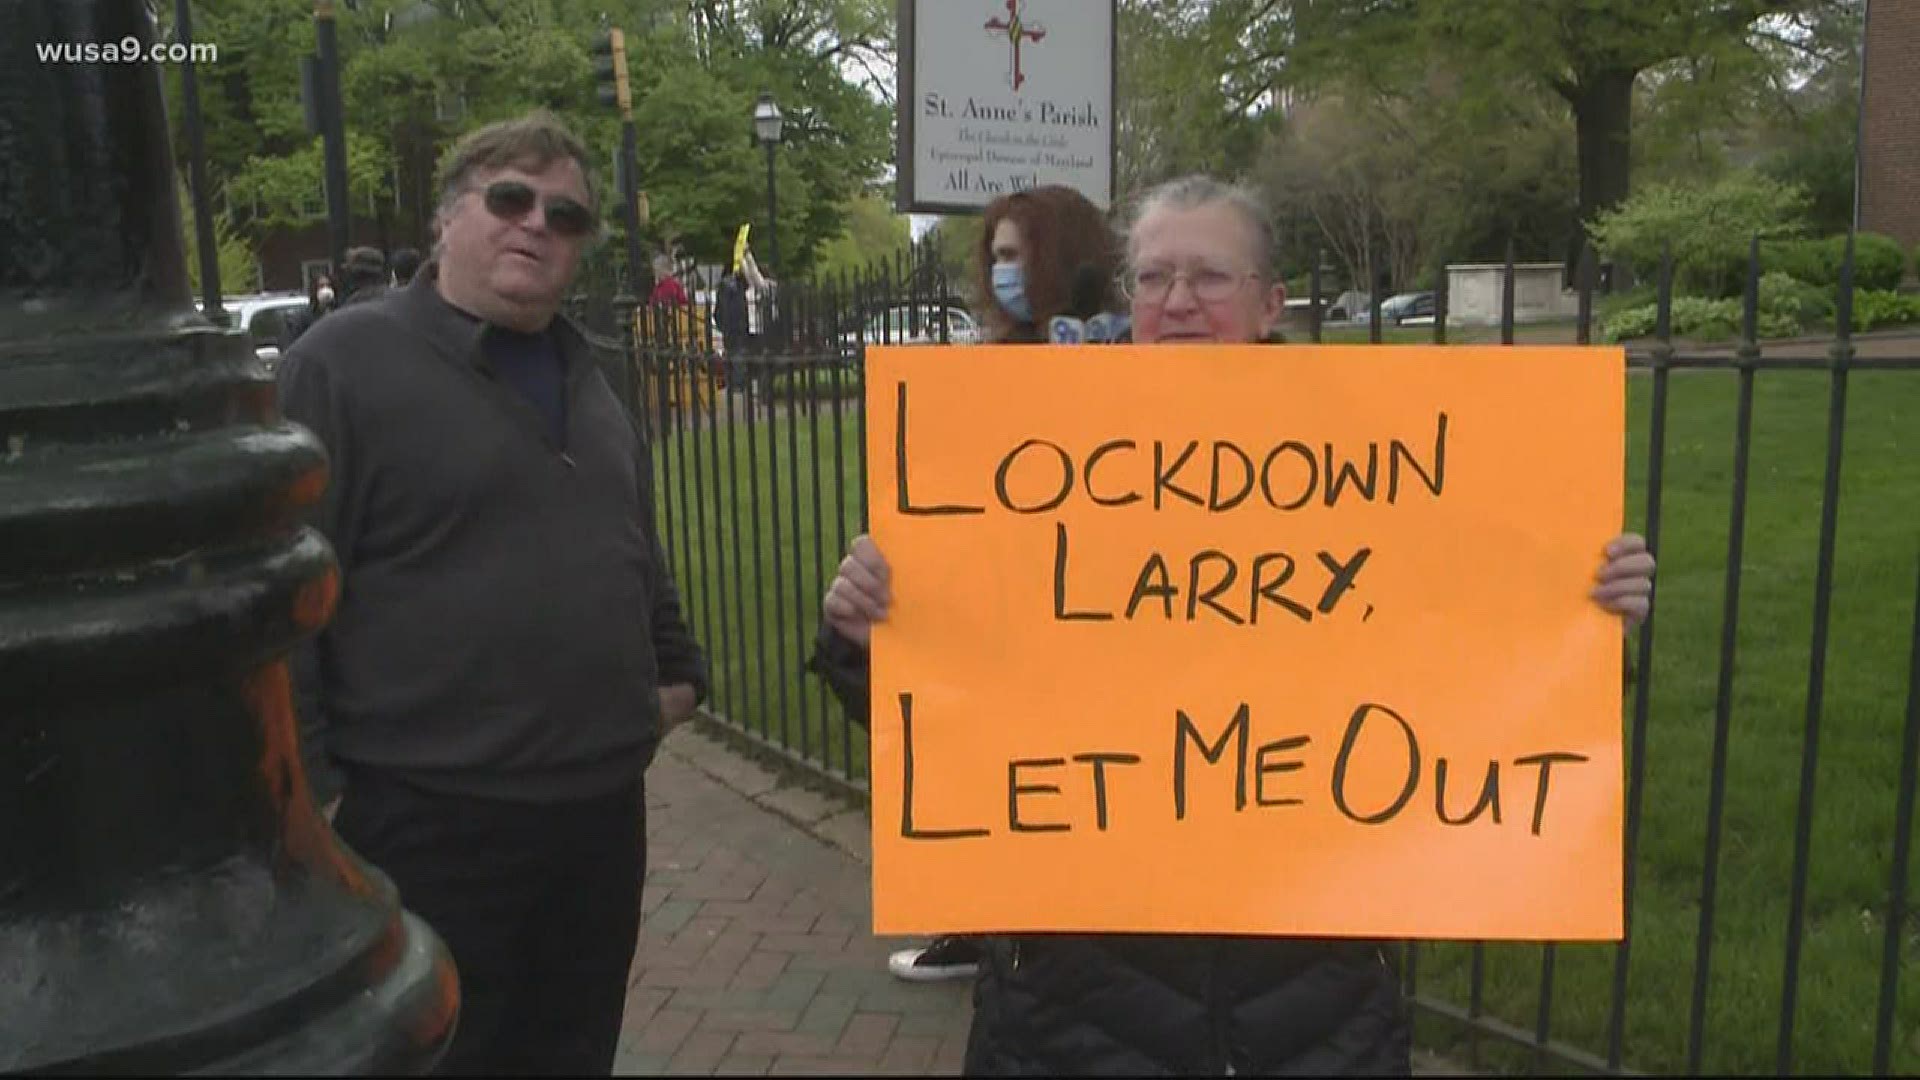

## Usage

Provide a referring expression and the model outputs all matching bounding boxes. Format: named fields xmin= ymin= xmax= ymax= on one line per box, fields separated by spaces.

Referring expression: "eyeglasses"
xmin=480 ymin=179 xmax=597 ymax=238
xmin=1123 ymin=264 xmax=1256 ymax=305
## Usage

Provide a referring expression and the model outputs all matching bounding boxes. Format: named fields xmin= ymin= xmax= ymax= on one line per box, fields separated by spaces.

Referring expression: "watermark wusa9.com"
xmin=37 ymin=38 xmax=217 ymax=64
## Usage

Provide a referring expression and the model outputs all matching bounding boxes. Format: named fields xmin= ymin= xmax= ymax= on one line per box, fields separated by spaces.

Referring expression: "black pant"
xmin=333 ymin=768 xmax=646 ymax=1076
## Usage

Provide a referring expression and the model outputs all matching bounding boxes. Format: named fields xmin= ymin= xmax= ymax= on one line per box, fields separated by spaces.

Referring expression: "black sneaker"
xmin=887 ymin=934 xmax=981 ymax=982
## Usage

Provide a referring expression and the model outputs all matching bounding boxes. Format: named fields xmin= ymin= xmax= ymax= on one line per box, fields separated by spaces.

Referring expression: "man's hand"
xmin=822 ymin=535 xmax=891 ymax=648
xmin=1591 ymin=532 xmax=1656 ymax=629
xmin=659 ymin=683 xmax=698 ymax=735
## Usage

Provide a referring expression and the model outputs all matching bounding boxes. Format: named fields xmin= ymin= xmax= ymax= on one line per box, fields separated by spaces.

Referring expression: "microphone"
xmin=1048 ymin=264 xmax=1109 ymax=345
xmin=1047 ymin=314 xmax=1087 ymax=344
xmin=1086 ymin=311 xmax=1131 ymax=343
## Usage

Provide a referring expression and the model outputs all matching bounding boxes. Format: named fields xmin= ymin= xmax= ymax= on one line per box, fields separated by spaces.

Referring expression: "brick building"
xmin=255 ymin=216 xmax=397 ymax=294
xmin=1860 ymin=0 xmax=1918 ymax=257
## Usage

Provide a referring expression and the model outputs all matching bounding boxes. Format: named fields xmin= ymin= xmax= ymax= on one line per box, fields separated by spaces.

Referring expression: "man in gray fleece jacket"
xmin=277 ymin=111 xmax=706 ymax=1076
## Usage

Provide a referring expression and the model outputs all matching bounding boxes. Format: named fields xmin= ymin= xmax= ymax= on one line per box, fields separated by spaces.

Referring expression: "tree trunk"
xmin=1566 ymin=67 xmax=1638 ymax=290
xmin=1570 ymin=68 xmax=1637 ymax=231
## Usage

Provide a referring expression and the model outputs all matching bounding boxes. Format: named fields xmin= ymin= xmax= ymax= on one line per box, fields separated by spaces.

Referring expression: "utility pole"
xmin=593 ymin=25 xmax=651 ymax=299
xmin=314 ymin=0 xmax=351 ymax=277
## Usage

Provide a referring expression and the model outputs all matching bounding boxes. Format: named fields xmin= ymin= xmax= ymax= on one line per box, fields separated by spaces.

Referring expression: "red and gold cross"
xmin=984 ymin=0 xmax=1047 ymax=91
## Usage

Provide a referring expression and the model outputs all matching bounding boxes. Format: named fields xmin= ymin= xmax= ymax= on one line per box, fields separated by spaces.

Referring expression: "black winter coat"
xmin=808 ymin=627 xmax=1413 ymax=1077
xmin=716 ymin=276 xmax=750 ymax=340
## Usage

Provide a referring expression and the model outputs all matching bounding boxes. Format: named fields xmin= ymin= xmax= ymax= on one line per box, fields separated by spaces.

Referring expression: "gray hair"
xmin=1126 ymin=174 xmax=1276 ymax=277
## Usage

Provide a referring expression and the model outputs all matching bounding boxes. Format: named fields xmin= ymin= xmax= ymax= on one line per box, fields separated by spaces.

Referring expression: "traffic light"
xmin=590 ymin=27 xmax=631 ymax=113
xmin=591 ymin=29 xmax=619 ymax=108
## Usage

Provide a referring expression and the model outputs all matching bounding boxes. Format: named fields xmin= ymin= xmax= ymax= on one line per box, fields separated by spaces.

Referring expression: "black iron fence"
xmin=604 ymin=241 xmax=952 ymax=783
xmin=620 ymin=237 xmax=1920 ymax=1077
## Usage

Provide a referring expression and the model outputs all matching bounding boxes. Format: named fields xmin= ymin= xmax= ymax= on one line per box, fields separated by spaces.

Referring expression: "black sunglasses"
xmin=481 ymin=179 xmax=596 ymax=238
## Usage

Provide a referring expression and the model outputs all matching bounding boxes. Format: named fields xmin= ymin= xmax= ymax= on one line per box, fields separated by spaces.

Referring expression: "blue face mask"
xmin=992 ymin=261 xmax=1033 ymax=323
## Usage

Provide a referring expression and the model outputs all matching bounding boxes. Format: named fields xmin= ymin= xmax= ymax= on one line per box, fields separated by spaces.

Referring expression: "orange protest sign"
xmin=865 ymin=344 xmax=1627 ymax=941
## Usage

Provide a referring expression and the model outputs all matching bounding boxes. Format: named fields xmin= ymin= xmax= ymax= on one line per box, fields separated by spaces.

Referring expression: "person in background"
xmin=337 ymin=246 xmax=390 ymax=307
xmin=648 ymin=253 xmax=690 ymax=306
xmin=808 ymin=183 xmax=1123 ymax=986
xmin=715 ymin=264 xmax=750 ymax=391
xmin=974 ymin=184 xmax=1123 ymax=344
xmin=726 ymin=246 xmax=781 ymax=394
xmin=280 ymin=271 xmax=336 ymax=349
xmin=278 ymin=110 xmax=707 ymax=1075
xmin=812 ymin=174 xmax=1656 ymax=1074
xmin=391 ymin=246 xmax=424 ymax=287
xmin=738 ymin=247 xmax=777 ymax=340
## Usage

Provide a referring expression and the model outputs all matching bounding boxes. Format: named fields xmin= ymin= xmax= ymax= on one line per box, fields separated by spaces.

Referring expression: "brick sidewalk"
xmin=617 ymin=725 xmax=972 ymax=1076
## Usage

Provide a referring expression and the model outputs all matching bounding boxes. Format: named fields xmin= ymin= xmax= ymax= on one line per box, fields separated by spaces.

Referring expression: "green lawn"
xmin=651 ymin=368 xmax=1920 ymax=1075
xmin=649 ymin=385 xmax=872 ymax=783
xmin=1417 ymin=369 xmax=1920 ymax=1075
xmin=1313 ymin=321 xmax=1580 ymax=345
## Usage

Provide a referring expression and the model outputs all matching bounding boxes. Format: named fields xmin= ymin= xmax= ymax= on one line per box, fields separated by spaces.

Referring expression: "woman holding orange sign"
xmin=813 ymin=174 xmax=1654 ymax=1075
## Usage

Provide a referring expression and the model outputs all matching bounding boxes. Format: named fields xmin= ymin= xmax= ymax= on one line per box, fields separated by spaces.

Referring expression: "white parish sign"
xmin=898 ymin=0 xmax=1116 ymax=213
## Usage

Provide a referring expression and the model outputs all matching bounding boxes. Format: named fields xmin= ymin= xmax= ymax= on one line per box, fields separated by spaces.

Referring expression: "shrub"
xmin=1848 ymin=234 xmax=1910 ymax=291
xmin=1670 ymin=296 xmax=1743 ymax=341
xmin=1762 ymin=233 xmax=1909 ymax=292
xmin=1762 ymin=238 xmax=1831 ymax=287
xmin=1589 ymin=172 xmax=1810 ymax=298
xmin=1596 ymin=283 xmax=1657 ymax=326
xmin=1601 ymin=303 xmax=1659 ymax=343
xmin=1849 ymin=289 xmax=1920 ymax=332
xmin=1756 ymin=308 xmax=1805 ymax=340
xmin=177 ymin=171 xmax=258 ymax=295
xmin=1757 ymin=272 xmax=1829 ymax=336
xmin=1601 ymin=295 xmax=1774 ymax=343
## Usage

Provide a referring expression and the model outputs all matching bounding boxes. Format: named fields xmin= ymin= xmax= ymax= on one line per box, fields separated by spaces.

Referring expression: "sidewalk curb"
xmin=663 ymin=714 xmax=874 ymax=866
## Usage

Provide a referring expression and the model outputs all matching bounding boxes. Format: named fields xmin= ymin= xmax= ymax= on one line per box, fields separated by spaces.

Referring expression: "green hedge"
xmin=1602 ymin=279 xmax=1920 ymax=343
xmin=1759 ymin=271 xmax=1831 ymax=327
xmin=1853 ymin=289 xmax=1920 ymax=332
xmin=1762 ymin=233 xmax=1908 ymax=292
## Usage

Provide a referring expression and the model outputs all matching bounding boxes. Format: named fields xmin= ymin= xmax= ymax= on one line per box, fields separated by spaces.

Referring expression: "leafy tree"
xmin=1588 ymin=171 xmax=1810 ymax=296
xmin=1116 ymin=0 xmax=1280 ymax=193
xmin=176 ymin=173 xmax=261 ymax=296
xmin=1289 ymin=0 xmax=1856 ymax=229
xmin=1627 ymin=1 xmax=1861 ymax=237
xmin=1102 ymin=0 xmax=1860 ymax=286
xmin=921 ymin=214 xmax=984 ymax=300
xmin=1254 ymin=100 xmax=1431 ymax=293
xmin=637 ymin=0 xmax=893 ymax=270
xmin=1252 ymin=69 xmax=1579 ymax=288
xmin=815 ymin=192 xmax=911 ymax=281
xmin=224 ymin=133 xmax=395 ymax=230
xmin=1747 ymin=8 xmax=1863 ymax=235
xmin=156 ymin=0 xmax=894 ymax=277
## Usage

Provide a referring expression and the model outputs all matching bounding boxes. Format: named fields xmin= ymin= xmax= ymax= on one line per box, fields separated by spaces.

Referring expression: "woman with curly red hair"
xmin=972 ymin=184 xmax=1123 ymax=343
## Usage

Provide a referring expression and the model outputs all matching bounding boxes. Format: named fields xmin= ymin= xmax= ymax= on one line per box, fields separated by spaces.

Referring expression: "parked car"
xmin=1324 ymin=291 xmax=1369 ymax=323
xmin=1379 ymin=291 xmax=1437 ymax=326
xmin=840 ymin=302 xmax=979 ymax=353
xmin=200 ymin=292 xmax=309 ymax=372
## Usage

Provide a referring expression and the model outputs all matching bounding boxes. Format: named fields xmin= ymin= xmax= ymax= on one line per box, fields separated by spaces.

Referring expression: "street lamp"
xmin=753 ymin=91 xmax=783 ymax=275
xmin=1 ymin=1 xmax=456 ymax=1071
